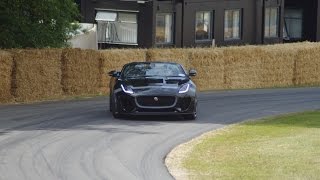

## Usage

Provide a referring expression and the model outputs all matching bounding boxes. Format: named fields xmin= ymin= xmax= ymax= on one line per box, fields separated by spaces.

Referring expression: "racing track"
xmin=0 ymin=88 xmax=319 ymax=180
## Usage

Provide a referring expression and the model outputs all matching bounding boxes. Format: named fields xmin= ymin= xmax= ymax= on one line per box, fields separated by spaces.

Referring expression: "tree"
xmin=0 ymin=0 xmax=80 ymax=48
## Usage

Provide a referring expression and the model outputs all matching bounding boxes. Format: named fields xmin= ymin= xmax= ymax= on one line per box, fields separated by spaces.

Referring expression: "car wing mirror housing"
xmin=189 ymin=69 xmax=197 ymax=77
xmin=108 ymin=70 xmax=120 ymax=77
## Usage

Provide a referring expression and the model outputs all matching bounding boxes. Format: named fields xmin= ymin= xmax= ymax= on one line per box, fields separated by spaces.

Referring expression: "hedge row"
xmin=0 ymin=42 xmax=320 ymax=103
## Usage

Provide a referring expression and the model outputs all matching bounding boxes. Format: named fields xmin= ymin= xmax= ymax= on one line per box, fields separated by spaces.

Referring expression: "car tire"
xmin=109 ymin=93 xmax=112 ymax=112
xmin=112 ymin=110 xmax=121 ymax=119
xmin=183 ymin=103 xmax=197 ymax=120
xmin=111 ymin=94 xmax=122 ymax=119
xmin=183 ymin=113 xmax=196 ymax=120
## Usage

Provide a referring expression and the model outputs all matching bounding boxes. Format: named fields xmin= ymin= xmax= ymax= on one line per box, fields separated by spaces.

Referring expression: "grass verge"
xmin=168 ymin=111 xmax=320 ymax=180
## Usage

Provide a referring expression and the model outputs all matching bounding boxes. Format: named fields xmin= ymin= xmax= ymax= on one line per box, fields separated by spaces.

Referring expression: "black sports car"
xmin=108 ymin=62 xmax=197 ymax=120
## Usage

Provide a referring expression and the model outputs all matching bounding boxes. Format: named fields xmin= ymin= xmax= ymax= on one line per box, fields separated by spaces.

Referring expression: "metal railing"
xmin=97 ymin=21 xmax=138 ymax=45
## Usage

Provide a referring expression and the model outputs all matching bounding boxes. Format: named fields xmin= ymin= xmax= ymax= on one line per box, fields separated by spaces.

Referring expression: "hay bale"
xmin=260 ymin=47 xmax=296 ymax=88
xmin=13 ymin=49 xmax=63 ymax=102
xmin=0 ymin=51 xmax=14 ymax=103
xmin=295 ymin=46 xmax=320 ymax=86
xmin=189 ymin=48 xmax=225 ymax=91
xmin=263 ymin=41 xmax=317 ymax=52
xmin=62 ymin=49 xmax=102 ymax=95
xmin=100 ymin=49 xmax=146 ymax=94
xmin=222 ymin=46 xmax=264 ymax=89
xmin=146 ymin=49 xmax=190 ymax=70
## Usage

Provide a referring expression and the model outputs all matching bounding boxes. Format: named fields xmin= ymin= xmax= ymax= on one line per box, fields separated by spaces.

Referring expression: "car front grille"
xmin=136 ymin=96 xmax=176 ymax=107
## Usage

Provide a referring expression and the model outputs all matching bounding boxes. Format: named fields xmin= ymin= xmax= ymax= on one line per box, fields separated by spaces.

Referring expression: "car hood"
xmin=123 ymin=77 xmax=189 ymax=96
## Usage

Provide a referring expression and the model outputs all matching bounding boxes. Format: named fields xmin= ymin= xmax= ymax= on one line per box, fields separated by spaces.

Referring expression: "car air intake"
xmin=136 ymin=96 xmax=176 ymax=107
xmin=180 ymin=97 xmax=191 ymax=111
xmin=130 ymin=78 xmax=164 ymax=87
xmin=119 ymin=96 xmax=135 ymax=112
xmin=165 ymin=79 xmax=180 ymax=84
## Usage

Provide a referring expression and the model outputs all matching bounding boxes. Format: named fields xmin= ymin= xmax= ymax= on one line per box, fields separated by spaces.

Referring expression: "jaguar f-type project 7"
xmin=108 ymin=62 xmax=197 ymax=120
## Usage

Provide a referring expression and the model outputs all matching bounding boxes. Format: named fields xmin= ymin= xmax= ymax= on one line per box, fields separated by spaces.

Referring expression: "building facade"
xmin=77 ymin=0 xmax=320 ymax=49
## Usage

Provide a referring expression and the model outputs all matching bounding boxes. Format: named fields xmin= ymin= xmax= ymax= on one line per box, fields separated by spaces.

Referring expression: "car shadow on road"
xmin=118 ymin=114 xmax=186 ymax=121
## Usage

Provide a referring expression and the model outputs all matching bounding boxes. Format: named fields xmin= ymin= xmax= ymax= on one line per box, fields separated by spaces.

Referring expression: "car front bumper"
xmin=115 ymin=92 xmax=197 ymax=116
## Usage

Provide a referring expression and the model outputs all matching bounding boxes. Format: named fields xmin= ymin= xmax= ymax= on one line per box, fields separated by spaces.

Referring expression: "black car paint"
xmin=109 ymin=62 xmax=197 ymax=119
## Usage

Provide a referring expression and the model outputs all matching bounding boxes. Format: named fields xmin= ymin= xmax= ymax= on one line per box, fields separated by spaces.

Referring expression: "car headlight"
xmin=121 ymin=84 xmax=134 ymax=94
xmin=179 ymin=83 xmax=190 ymax=94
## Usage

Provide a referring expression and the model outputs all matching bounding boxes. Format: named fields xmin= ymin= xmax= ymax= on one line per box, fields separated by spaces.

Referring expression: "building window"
xmin=96 ymin=11 xmax=138 ymax=45
xmin=156 ymin=13 xmax=173 ymax=44
xmin=265 ymin=7 xmax=279 ymax=38
xmin=284 ymin=9 xmax=303 ymax=40
xmin=224 ymin=9 xmax=241 ymax=40
xmin=195 ymin=11 xmax=212 ymax=41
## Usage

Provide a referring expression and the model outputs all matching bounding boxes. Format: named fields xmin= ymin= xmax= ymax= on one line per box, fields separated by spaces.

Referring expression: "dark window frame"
xmin=224 ymin=9 xmax=242 ymax=41
xmin=195 ymin=11 xmax=213 ymax=42
xmin=95 ymin=8 xmax=139 ymax=46
xmin=155 ymin=13 xmax=174 ymax=45
xmin=264 ymin=7 xmax=279 ymax=38
xmin=283 ymin=8 xmax=304 ymax=40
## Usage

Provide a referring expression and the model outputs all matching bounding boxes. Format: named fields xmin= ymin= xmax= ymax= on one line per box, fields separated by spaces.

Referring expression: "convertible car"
xmin=108 ymin=62 xmax=197 ymax=120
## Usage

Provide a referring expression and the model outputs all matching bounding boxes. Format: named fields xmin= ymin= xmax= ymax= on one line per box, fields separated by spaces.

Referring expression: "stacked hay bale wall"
xmin=188 ymin=48 xmax=225 ymax=91
xmin=259 ymin=45 xmax=297 ymax=88
xmin=61 ymin=49 xmax=102 ymax=95
xmin=295 ymin=46 xmax=320 ymax=86
xmin=222 ymin=46 xmax=264 ymax=89
xmin=100 ymin=49 xmax=146 ymax=94
xmin=13 ymin=49 xmax=63 ymax=102
xmin=1 ymin=42 xmax=320 ymax=104
xmin=0 ymin=51 xmax=14 ymax=103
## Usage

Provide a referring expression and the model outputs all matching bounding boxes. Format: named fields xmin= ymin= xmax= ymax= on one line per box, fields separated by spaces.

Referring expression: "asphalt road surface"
xmin=0 ymin=88 xmax=319 ymax=180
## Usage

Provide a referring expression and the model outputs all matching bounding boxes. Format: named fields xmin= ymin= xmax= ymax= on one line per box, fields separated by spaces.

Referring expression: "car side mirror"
xmin=108 ymin=70 xmax=120 ymax=77
xmin=189 ymin=69 xmax=197 ymax=77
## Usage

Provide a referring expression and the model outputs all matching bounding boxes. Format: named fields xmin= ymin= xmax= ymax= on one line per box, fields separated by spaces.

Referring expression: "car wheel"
xmin=109 ymin=93 xmax=112 ymax=112
xmin=112 ymin=109 xmax=121 ymax=119
xmin=111 ymin=94 xmax=122 ymax=119
xmin=183 ymin=113 xmax=196 ymax=120
xmin=183 ymin=103 xmax=197 ymax=120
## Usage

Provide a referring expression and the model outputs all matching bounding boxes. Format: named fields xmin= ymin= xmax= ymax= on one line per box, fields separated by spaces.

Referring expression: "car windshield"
xmin=122 ymin=63 xmax=186 ymax=78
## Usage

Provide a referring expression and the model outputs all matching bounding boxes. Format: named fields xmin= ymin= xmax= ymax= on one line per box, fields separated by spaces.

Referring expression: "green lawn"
xmin=182 ymin=111 xmax=320 ymax=180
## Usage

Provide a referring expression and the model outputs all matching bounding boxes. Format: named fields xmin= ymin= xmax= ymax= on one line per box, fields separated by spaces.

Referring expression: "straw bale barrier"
xmin=188 ymin=48 xmax=225 ymax=90
xmin=0 ymin=51 xmax=14 ymax=103
xmin=222 ymin=46 xmax=264 ymax=89
xmin=256 ymin=42 xmax=318 ymax=88
xmin=62 ymin=49 xmax=102 ymax=95
xmin=13 ymin=49 xmax=63 ymax=102
xmin=0 ymin=42 xmax=320 ymax=104
xmin=295 ymin=46 xmax=320 ymax=86
xmin=259 ymin=46 xmax=297 ymax=88
xmin=146 ymin=49 xmax=189 ymax=70
xmin=100 ymin=49 xmax=146 ymax=94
